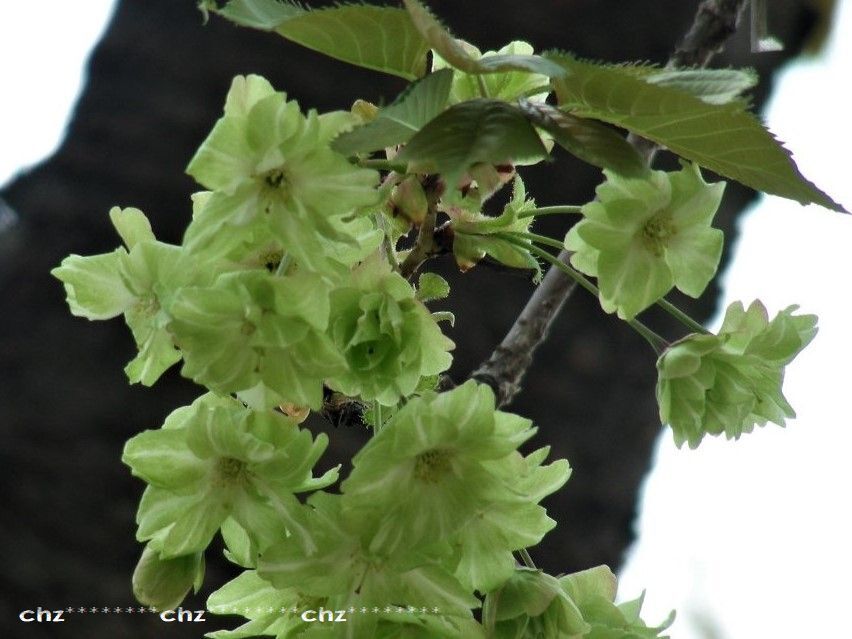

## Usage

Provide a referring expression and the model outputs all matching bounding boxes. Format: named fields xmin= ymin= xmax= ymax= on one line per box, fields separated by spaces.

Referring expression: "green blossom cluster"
xmin=657 ymin=301 xmax=818 ymax=448
xmin=565 ymin=163 xmax=725 ymax=320
xmin=52 ymin=75 xmax=454 ymax=410
xmin=203 ymin=382 xmax=570 ymax=637
xmin=50 ymin=0 xmax=832 ymax=632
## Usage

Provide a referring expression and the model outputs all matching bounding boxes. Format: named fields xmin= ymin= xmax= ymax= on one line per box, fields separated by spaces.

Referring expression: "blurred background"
xmin=1 ymin=1 xmax=848 ymax=637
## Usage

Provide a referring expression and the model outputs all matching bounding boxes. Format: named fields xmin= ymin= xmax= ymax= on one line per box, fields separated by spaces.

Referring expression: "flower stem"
xmin=518 ymin=548 xmax=537 ymax=570
xmin=497 ymin=233 xmax=669 ymax=354
xmin=518 ymin=205 xmax=584 ymax=219
xmin=656 ymin=297 xmax=711 ymax=334
xmin=373 ymin=401 xmax=384 ymax=434
xmin=511 ymin=231 xmax=565 ymax=250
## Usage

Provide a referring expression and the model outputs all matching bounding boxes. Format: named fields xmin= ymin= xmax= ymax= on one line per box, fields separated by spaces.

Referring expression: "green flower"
xmin=326 ymin=255 xmax=454 ymax=405
xmin=341 ymin=382 xmax=567 ymax=556
xmin=489 ymin=566 xmax=671 ymax=639
xmin=122 ymin=394 xmax=337 ymax=559
xmin=169 ymin=269 xmax=345 ymax=410
xmin=657 ymin=300 xmax=818 ymax=448
xmin=489 ymin=568 xmax=589 ymax=639
xmin=256 ymin=491 xmax=480 ymax=637
xmin=450 ymin=446 xmax=570 ymax=592
xmin=184 ymin=74 xmax=380 ymax=274
xmin=51 ymin=207 xmax=201 ymax=385
xmin=565 ymin=163 xmax=725 ymax=319
xmin=560 ymin=566 xmax=673 ymax=639
xmin=206 ymin=570 xmax=306 ymax=639
xmin=433 ymin=40 xmax=550 ymax=104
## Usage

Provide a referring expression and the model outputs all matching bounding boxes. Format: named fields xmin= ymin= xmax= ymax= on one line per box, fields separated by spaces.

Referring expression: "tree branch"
xmin=471 ymin=0 xmax=749 ymax=407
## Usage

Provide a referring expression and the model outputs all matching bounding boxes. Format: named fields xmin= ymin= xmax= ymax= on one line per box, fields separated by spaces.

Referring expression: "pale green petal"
xmin=665 ymin=226 xmax=723 ymax=297
xmin=187 ymin=115 xmax=257 ymax=191
xmin=598 ymin=242 xmax=673 ymax=319
xmin=122 ymin=428 xmax=208 ymax=488
xmin=110 ymin=206 xmax=155 ymax=248
xmin=52 ymin=250 xmax=135 ymax=320
xmin=224 ymin=74 xmax=277 ymax=118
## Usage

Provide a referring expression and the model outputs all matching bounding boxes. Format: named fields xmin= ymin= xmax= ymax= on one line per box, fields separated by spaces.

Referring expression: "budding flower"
xmin=390 ymin=176 xmax=428 ymax=225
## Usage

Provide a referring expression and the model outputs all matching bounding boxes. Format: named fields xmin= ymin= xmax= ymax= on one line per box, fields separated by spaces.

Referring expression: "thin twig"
xmin=470 ymin=0 xmax=749 ymax=406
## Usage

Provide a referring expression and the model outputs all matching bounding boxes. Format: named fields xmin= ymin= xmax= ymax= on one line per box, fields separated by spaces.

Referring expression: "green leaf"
xmin=644 ymin=68 xmax=758 ymax=105
xmin=215 ymin=0 xmax=304 ymax=29
xmin=332 ymin=69 xmax=454 ymax=155
xmin=396 ymin=99 xmax=548 ymax=186
xmin=547 ymin=53 xmax=846 ymax=212
xmin=214 ymin=3 xmax=430 ymax=79
xmin=276 ymin=5 xmax=430 ymax=81
xmin=402 ymin=0 xmax=565 ymax=78
xmin=517 ymin=99 xmax=647 ymax=177
xmin=416 ymin=272 xmax=450 ymax=302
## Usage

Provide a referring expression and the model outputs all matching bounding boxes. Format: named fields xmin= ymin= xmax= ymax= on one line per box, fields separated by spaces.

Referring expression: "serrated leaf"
xmin=396 ymin=99 xmax=548 ymax=185
xmin=332 ymin=69 xmax=453 ymax=155
xmin=416 ymin=272 xmax=450 ymax=301
xmin=275 ymin=5 xmax=430 ymax=80
xmin=645 ymin=68 xmax=757 ymax=105
xmin=403 ymin=0 xmax=565 ymax=78
xmin=547 ymin=53 xmax=846 ymax=212
xmin=517 ymin=99 xmax=647 ymax=177
xmin=215 ymin=0 xmax=305 ymax=29
xmin=214 ymin=2 xmax=429 ymax=80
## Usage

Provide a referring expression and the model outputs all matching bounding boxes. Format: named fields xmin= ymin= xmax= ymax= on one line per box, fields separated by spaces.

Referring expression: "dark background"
xmin=0 ymin=1 xmax=834 ymax=636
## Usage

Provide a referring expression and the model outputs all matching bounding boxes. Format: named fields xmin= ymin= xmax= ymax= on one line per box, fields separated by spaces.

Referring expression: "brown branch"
xmin=471 ymin=0 xmax=749 ymax=407
xmin=471 ymin=250 xmax=576 ymax=404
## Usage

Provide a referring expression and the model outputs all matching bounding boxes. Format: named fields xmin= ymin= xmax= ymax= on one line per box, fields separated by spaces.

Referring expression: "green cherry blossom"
xmin=657 ymin=300 xmax=818 ymax=448
xmin=252 ymin=492 xmax=482 ymax=638
xmin=168 ymin=269 xmax=345 ymax=410
xmin=565 ymin=162 xmax=725 ymax=320
xmin=122 ymin=394 xmax=337 ymax=559
xmin=51 ymin=206 xmax=202 ymax=385
xmin=488 ymin=567 xmax=588 ymax=639
xmin=184 ymin=74 xmax=380 ymax=274
xmin=326 ymin=255 xmax=454 ymax=405
xmin=341 ymin=381 xmax=568 ymax=558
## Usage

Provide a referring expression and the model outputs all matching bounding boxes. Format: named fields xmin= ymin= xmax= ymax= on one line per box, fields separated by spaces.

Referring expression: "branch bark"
xmin=471 ymin=0 xmax=750 ymax=407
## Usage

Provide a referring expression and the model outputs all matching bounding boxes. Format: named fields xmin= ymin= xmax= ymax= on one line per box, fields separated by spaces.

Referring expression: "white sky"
xmin=1 ymin=2 xmax=850 ymax=638
xmin=0 ymin=2 xmax=116 ymax=185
